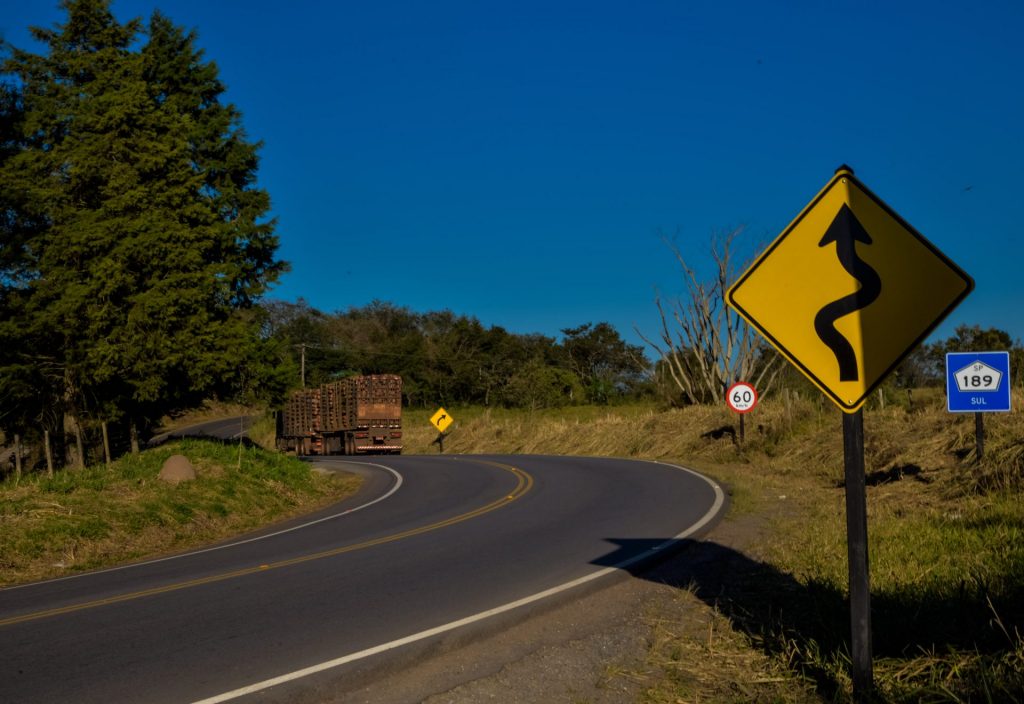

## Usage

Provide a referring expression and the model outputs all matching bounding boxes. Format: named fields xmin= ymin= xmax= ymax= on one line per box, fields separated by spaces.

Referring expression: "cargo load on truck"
xmin=276 ymin=389 xmax=321 ymax=455
xmin=276 ymin=374 xmax=402 ymax=456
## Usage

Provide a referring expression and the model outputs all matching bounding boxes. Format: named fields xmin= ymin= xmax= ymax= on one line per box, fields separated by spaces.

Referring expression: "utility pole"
xmin=293 ymin=343 xmax=318 ymax=389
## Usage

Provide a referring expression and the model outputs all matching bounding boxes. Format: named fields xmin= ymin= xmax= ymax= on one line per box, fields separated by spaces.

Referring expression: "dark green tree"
xmin=895 ymin=325 xmax=1022 ymax=389
xmin=559 ymin=322 xmax=649 ymax=403
xmin=475 ymin=326 xmax=545 ymax=406
xmin=939 ymin=325 xmax=1016 ymax=353
xmin=0 ymin=75 xmax=48 ymax=440
xmin=262 ymin=298 xmax=348 ymax=388
xmin=934 ymin=325 xmax=1022 ymax=388
xmin=0 ymin=0 xmax=144 ymax=464
xmin=0 ymin=0 xmax=284 ymax=462
xmin=502 ymin=358 xmax=583 ymax=410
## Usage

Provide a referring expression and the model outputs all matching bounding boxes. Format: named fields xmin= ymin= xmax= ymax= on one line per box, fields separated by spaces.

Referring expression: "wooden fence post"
xmin=44 ymin=429 xmax=54 ymax=478
xmin=14 ymin=433 xmax=22 ymax=485
xmin=102 ymin=421 xmax=112 ymax=469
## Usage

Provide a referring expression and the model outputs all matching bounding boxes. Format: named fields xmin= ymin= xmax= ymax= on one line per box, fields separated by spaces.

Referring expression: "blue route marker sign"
xmin=946 ymin=351 xmax=1012 ymax=413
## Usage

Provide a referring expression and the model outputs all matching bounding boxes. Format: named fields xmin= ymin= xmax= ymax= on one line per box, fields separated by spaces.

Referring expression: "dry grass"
xmin=404 ymin=388 xmax=1022 ymax=483
xmin=638 ymin=587 xmax=820 ymax=704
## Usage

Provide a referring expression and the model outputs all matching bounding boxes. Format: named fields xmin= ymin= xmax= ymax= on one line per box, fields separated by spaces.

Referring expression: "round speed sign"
xmin=726 ymin=382 xmax=758 ymax=413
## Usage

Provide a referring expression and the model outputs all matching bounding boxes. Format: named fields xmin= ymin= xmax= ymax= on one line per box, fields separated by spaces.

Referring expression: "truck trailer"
xmin=276 ymin=374 xmax=402 ymax=455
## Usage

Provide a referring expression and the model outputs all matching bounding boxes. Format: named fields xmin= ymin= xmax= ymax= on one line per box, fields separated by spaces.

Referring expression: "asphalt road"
xmin=147 ymin=415 xmax=255 ymax=446
xmin=0 ymin=451 xmax=724 ymax=703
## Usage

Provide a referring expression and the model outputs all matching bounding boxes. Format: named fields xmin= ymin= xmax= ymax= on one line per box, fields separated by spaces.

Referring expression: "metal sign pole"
xmin=843 ymin=409 xmax=873 ymax=702
xmin=975 ymin=411 xmax=985 ymax=463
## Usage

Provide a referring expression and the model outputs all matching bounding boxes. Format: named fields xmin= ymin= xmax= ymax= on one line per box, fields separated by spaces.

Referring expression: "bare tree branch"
xmin=638 ymin=229 xmax=782 ymax=405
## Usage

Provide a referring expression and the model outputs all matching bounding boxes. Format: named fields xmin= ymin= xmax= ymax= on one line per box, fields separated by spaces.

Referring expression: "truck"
xmin=276 ymin=374 xmax=402 ymax=455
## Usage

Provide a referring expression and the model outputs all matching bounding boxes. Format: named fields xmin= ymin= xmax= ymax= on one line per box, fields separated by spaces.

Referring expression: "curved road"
xmin=0 ymin=454 xmax=724 ymax=703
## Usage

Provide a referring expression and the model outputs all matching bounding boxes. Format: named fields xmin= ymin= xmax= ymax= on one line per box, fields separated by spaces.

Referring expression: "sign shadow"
xmin=592 ymin=538 xmax=1023 ymax=699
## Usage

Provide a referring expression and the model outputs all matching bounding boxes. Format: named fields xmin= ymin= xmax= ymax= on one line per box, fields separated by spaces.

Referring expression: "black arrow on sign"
xmin=436 ymin=415 xmax=447 ymax=425
xmin=813 ymin=204 xmax=882 ymax=382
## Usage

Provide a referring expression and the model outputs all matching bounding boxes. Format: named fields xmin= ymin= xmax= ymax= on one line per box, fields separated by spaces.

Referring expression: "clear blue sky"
xmin=4 ymin=1 xmax=1023 ymax=353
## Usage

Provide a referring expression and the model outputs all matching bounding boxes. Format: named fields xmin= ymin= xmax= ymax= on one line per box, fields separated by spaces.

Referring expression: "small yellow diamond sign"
xmin=727 ymin=167 xmax=973 ymax=413
xmin=430 ymin=408 xmax=454 ymax=433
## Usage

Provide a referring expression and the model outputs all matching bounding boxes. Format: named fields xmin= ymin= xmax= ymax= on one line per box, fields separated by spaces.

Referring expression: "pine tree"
xmin=0 ymin=0 xmax=285 ymax=463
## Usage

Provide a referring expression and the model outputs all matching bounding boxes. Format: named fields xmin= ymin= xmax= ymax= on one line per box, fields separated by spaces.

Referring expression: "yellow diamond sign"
xmin=430 ymin=407 xmax=454 ymax=433
xmin=726 ymin=167 xmax=973 ymax=413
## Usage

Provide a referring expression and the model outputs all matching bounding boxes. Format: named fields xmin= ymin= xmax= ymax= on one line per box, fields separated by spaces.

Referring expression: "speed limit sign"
xmin=726 ymin=382 xmax=758 ymax=413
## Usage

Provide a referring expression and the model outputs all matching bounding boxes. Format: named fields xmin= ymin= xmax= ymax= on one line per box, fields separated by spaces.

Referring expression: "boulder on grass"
xmin=159 ymin=454 xmax=196 ymax=484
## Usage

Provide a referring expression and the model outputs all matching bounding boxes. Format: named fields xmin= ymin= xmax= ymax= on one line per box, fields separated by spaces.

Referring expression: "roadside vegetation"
xmin=0 ymin=439 xmax=359 ymax=587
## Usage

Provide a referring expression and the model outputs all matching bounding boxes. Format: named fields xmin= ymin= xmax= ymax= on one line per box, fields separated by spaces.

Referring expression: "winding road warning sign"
xmin=727 ymin=167 xmax=973 ymax=413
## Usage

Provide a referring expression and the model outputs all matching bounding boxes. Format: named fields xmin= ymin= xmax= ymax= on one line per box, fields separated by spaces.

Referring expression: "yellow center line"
xmin=0 ymin=460 xmax=533 ymax=628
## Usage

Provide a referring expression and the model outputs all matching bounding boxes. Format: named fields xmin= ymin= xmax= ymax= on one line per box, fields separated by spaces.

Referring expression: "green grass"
xmin=754 ymin=482 xmax=1024 ymax=702
xmin=0 ymin=438 xmax=360 ymax=586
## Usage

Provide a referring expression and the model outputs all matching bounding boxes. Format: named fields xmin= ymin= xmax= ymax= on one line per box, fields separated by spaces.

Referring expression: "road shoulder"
xmin=318 ymin=509 xmax=782 ymax=704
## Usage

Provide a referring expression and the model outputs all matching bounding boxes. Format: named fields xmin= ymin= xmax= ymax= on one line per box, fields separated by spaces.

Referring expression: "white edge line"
xmin=190 ymin=460 xmax=726 ymax=704
xmin=1 ymin=462 xmax=403 ymax=593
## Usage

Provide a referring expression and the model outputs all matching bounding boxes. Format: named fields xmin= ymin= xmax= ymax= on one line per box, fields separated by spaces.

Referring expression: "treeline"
xmin=262 ymin=299 xmax=652 ymax=409
xmin=894 ymin=324 xmax=1024 ymax=388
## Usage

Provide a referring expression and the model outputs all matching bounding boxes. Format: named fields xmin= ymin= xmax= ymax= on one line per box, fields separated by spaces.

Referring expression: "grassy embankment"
xmin=0 ymin=437 xmax=360 ymax=587
xmin=3 ymin=391 xmax=1021 ymax=702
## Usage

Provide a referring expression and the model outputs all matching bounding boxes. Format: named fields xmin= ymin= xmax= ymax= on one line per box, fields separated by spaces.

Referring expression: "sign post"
xmin=727 ymin=165 xmax=973 ymax=703
xmin=726 ymin=382 xmax=758 ymax=444
xmin=842 ymin=409 xmax=872 ymax=696
xmin=945 ymin=351 xmax=1012 ymax=463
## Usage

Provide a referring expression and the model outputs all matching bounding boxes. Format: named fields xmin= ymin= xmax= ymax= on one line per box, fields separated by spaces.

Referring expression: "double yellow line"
xmin=0 ymin=460 xmax=533 ymax=628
